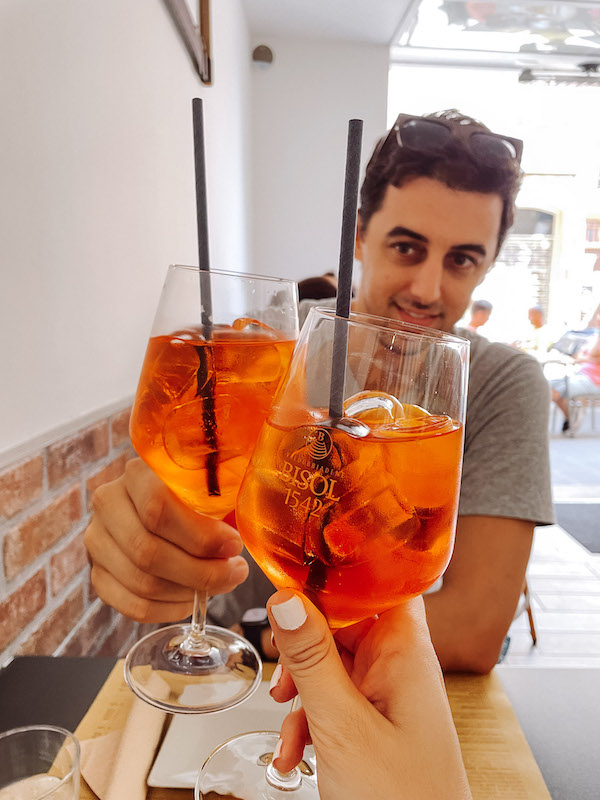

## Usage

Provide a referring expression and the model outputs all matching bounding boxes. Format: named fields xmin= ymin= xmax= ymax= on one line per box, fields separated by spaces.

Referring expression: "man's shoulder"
xmin=298 ymin=297 xmax=336 ymax=327
xmin=457 ymin=327 xmax=542 ymax=377
xmin=457 ymin=327 xmax=548 ymax=407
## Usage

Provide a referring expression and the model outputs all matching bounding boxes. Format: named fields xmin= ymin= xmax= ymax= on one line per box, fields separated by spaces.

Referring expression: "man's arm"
xmin=423 ymin=514 xmax=534 ymax=674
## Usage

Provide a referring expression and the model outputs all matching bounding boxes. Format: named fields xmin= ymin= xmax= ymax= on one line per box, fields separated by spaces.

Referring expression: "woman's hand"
xmin=267 ymin=591 xmax=471 ymax=800
xmin=84 ymin=458 xmax=249 ymax=622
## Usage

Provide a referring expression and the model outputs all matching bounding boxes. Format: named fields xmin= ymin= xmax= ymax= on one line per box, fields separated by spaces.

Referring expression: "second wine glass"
xmin=124 ymin=266 xmax=298 ymax=714
xmin=196 ymin=306 xmax=469 ymax=795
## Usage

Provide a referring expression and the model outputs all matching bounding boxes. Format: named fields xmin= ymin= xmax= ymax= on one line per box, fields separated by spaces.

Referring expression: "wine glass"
xmin=0 ymin=726 xmax=80 ymax=800
xmin=124 ymin=265 xmax=299 ymax=714
xmin=195 ymin=306 xmax=469 ymax=795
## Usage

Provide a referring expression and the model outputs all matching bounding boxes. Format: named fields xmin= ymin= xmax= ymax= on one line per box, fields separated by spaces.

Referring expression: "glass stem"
xmin=180 ymin=590 xmax=211 ymax=654
xmin=265 ymin=696 xmax=303 ymax=791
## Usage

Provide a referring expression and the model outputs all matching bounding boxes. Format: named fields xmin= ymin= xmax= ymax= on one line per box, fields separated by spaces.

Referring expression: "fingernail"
xmin=270 ymin=632 xmax=276 ymax=648
xmin=218 ymin=538 xmax=242 ymax=558
xmin=230 ymin=557 xmax=249 ymax=581
xmin=273 ymin=738 xmax=283 ymax=763
xmin=269 ymin=663 xmax=283 ymax=694
xmin=271 ymin=595 xmax=307 ymax=631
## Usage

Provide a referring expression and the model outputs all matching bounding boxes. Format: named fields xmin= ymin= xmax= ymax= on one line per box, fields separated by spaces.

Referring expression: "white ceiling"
xmin=240 ymin=0 xmax=600 ymax=73
xmin=240 ymin=0 xmax=412 ymax=45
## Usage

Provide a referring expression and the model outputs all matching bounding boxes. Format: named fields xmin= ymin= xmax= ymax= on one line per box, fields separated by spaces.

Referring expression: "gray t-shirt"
xmin=457 ymin=326 xmax=553 ymax=523
xmin=208 ymin=300 xmax=554 ymax=626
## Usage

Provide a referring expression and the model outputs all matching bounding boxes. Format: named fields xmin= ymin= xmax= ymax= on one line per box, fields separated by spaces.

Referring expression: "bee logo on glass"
xmin=307 ymin=427 xmax=333 ymax=461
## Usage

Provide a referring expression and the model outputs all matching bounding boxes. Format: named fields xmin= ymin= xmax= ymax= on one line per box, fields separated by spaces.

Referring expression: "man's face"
xmin=354 ymin=177 xmax=503 ymax=333
xmin=472 ymin=308 xmax=491 ymax=328
xmin=528 ymin=308 xmax=544 ymax=328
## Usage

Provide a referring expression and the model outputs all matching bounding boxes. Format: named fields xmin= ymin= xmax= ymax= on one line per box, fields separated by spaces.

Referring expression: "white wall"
xmin=249 ymin=36 xmax=389 ymax=281
xmin=0 ymin=0 xmax=251 ymax=459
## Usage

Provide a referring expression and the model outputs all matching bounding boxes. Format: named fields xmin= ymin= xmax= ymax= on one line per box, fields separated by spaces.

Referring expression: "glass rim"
xmin=310 ymin=306 xmax=470 ymax=347
xmin=0 ymin=724 xmax=80 ymax=797
xmin=168 ymin=264 xmax=297 ymax=287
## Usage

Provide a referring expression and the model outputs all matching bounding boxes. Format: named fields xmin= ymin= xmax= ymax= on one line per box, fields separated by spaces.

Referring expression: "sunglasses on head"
xmin=374 ymin=113 xmax=523 ymax=167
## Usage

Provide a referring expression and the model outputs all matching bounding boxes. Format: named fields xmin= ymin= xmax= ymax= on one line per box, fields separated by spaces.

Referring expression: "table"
xmin=1 ymin=657 xmax=598 ymax=800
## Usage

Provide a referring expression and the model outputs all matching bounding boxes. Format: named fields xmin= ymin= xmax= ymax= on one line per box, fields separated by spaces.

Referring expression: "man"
xmin=466 ymin=299 xmax=493 ymax=333
xmin=513 ymin=304 xmax=555 ymax=360
xmin=85 ymin=110 xmax=554 ymax=673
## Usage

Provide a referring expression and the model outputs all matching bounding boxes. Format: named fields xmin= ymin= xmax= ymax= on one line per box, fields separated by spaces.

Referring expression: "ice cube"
xmin=231 ymin=317 xmax=279 ymax=337
xmin=405 ymin=503 xmax=455 ymax=552
xmin=344 ymin=390 xmax=405 ymax=426
xmin=318 ymin=469 xmax=416 ymax=566
xmin=215 ymin=339 xmax=285 ymax=385
xmin=162 ymin=393 xmax=249 ymax=469
xmin=146 ymin=335 xmax=209 ymax=405
xmin=301 ymin=496 xmax=338 ymax=565
xmin=403 ymin=404 xmax=430 ymax=418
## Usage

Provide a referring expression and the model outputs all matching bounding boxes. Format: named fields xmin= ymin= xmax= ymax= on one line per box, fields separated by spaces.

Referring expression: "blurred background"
xmin=1 ymin=0 xmax=598 ymax=664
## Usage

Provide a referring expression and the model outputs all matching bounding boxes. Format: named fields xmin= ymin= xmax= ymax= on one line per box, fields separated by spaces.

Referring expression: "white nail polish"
xmin=273 ymin=738 xmax=283 ymax=762
xmin=269 ymin=663 xmax=283 ymax=693
xmin=271 ymin=595 xmax=307 ymax=630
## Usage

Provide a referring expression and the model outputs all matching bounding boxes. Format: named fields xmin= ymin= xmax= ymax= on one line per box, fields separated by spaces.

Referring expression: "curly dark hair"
xmin=359 ymin=110 xmax=523 ymax=256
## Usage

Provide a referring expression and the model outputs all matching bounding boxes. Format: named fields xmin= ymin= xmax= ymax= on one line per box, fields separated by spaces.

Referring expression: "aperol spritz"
xmin=124 ymin=266 xmax=298 ymax=713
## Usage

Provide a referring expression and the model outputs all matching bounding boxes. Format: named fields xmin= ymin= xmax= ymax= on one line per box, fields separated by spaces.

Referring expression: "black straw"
xmin=329 ymin=119 xmax=363 ymax=419
xmin=192 ymin=98 xmax=213 ymax=336
xmin=192 ymin=98 xmax=219 ymax=496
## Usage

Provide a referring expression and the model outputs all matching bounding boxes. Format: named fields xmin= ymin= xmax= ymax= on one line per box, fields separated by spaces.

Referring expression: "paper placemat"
xmin=75 ymin=661 xmax=550 ymax=800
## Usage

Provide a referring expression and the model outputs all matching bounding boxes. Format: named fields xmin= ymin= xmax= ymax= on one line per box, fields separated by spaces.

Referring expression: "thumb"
xmin=266 ymin=590 xmax=359 ymax=724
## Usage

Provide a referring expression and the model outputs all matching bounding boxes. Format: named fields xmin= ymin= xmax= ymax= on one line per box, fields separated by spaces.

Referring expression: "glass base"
xmin=124 ymin=624 xmax=262 ymax=714
xmin=196 ymin=732 xmax=318 ymax=800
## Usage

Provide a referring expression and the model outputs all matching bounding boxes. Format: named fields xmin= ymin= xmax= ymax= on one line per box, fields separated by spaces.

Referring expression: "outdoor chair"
xmin=514 ymin=578 xmax=537 ymax=645
xmin=566 ymin=393 xmax=600 ymax=437
xmin=544 ymin=358 xmax=600 ymax=437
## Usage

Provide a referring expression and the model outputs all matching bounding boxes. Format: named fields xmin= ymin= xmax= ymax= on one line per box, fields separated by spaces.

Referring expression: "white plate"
xmin=147 ymin=682 xmax=289 ymax=788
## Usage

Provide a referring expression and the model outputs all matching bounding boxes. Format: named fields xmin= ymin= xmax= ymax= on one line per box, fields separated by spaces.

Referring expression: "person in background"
xmin=512 ymin=304 xmax=555 ymax=360
xmin=465 ymin=299 xmax=493 ymax=334
xmin=297 ymin=271 xmax=338 ymax=301
xmin=85 ymin=109 xmax=554 ymax=675
xmin=549 ymin=331 xmax=600 ymax=432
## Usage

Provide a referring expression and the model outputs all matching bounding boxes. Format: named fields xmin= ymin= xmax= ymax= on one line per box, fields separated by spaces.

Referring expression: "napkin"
xmin=79 ymin=672 xmax=168 ymax=800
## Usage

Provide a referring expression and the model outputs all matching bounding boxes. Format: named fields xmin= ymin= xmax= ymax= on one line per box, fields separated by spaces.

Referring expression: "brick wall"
xmin=0 ymin=406 xmax=149 ymax=664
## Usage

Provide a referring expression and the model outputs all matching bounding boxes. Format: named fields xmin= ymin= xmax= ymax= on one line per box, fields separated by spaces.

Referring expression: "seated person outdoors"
xmin=465 ymin=298 xmax=492 ymax=334
xmin=512 ymin=304 xmax=555 ymax=361
xmin=549 ymin=330 xmax=600 ymax=432
xmin=85 ymin=109 xmax=554 ymax=674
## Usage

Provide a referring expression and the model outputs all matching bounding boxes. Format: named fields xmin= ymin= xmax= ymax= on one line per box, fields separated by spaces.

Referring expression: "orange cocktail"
xmin=235 ymin=306 xmax=469 ymax=629
xmin=124 ymin=266 xmax=299 ymax=715
xmin=130 ymin=321 xmax=295 ymax=519
xmin=237 ymin=402 xmax=462 ymax=628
